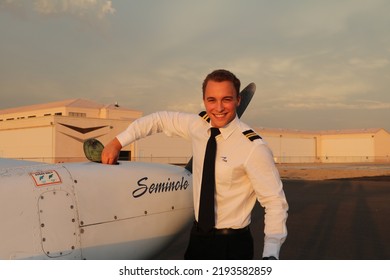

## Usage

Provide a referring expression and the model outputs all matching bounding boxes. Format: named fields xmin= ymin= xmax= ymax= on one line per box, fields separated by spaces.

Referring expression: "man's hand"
xmin=101 ymin=138 xmax=122 ymax=164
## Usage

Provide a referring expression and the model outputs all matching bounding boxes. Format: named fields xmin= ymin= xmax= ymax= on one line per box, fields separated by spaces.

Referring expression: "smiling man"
xmin=203 ymin=79 xmax=240 ymax=128
xmin=102 ymin=69 xmax=288 ymax=260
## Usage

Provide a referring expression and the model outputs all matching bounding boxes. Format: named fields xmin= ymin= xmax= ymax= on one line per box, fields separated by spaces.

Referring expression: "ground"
xmin=156 ymin=162 xmax=390 ymax=260
xmin=277 ymin=162 xmax=390 ymax=180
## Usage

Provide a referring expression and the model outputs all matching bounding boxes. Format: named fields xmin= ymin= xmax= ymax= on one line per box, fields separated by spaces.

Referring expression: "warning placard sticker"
xmin=30 ymin=170 xmax=62 ymax=187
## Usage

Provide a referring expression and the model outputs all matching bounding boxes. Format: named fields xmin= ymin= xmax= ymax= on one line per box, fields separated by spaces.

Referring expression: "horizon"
xmin=1 ymin=97 xmax=389 ymax=134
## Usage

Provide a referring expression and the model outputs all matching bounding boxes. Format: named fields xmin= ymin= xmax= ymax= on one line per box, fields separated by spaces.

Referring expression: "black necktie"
xmin=198 ymin=127 xmax=220 ymax=232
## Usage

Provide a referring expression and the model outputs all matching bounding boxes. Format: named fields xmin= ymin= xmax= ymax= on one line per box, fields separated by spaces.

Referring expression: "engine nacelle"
xmin=0 ymin=161 xmax=193 ymax=259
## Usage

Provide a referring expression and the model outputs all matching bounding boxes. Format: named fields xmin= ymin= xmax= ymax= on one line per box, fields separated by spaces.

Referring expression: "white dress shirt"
xmin=116 ymin=111 xmax=288 ymax=258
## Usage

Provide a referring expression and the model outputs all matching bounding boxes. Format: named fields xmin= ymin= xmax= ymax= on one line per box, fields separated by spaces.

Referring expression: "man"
xmin=102 ymin=69 xmax=288 ymax=259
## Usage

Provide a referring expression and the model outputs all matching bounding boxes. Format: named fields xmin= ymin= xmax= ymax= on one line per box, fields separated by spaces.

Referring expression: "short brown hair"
xmin=202 ymin=69 xmax=241 ymax=97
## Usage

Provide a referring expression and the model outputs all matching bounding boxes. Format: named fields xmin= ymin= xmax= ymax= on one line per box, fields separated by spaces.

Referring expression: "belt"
xmin=193 ymin=221 xmax=250 ymax=236
xmin=214 ymin=227 xmax=250 ymax=235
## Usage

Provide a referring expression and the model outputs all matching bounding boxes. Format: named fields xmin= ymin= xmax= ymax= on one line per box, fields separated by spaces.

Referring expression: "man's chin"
xmin=210 ymin=119 xmax=228 ymax=128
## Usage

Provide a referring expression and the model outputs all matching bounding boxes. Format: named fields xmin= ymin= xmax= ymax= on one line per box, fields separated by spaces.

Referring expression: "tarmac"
xmin=155 ymin=164 xmax=390 ymax=260
xmin=277 ymin=176 xmax=390 ymax=259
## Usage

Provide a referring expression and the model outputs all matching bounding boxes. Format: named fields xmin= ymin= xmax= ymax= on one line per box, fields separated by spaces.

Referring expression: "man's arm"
xmin=101 ymin=111 xmax=194 ymax=165
xmin=246 ymin=143 xmax=288 ymax=259
xmin=101 ymin=137 xmax=122 ymax=164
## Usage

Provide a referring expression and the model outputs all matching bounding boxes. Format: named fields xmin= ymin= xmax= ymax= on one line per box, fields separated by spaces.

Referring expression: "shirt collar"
xmin=209 ymin=115 xmax=240 ymax=140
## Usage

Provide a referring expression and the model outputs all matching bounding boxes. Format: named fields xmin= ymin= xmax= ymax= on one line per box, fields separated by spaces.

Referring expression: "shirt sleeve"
xmin=116 ymin=111 xmax=194 ymax=147
xmin=245 ymin=142 xmax=289 ymax=259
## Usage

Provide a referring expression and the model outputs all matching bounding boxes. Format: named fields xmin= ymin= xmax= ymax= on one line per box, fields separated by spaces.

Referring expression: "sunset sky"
xmin=1 ymin=0 xmax=390 ymax=131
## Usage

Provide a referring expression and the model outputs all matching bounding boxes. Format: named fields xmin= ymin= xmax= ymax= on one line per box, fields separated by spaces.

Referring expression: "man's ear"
xmin=236 ymin=95 xmax=241 ymax=107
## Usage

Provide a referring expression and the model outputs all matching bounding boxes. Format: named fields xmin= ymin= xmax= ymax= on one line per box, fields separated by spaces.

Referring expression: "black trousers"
xmin=184 ymin=224 xmax=254 ymax=260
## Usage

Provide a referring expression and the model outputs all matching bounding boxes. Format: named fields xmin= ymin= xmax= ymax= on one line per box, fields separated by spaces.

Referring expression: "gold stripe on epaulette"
xmin=199 ymin=111 xmax=210 ymax=123
xmin=243 ymin=129 xmax=262 ymax=141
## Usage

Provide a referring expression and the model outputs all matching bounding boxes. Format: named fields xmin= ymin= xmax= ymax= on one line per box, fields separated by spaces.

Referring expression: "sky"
xmin=1 ymin=0 xmax=390 ymax=132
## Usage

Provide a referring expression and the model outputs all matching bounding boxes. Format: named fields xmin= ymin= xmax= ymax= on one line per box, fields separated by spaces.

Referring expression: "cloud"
xmin=348 ymin=58 xmax=390 ymax=69
xmin=0 ymin=0 xmax=115 ymax=19
xmin=34 ymin=0 xmax=115 ymax=19
xmin=1 ymin=1 xmax=389 ymax=132
xmin=284 ymin=101 xmax=390 ymax=110
xmin=269 ymin=0 xmax=387 ymax=38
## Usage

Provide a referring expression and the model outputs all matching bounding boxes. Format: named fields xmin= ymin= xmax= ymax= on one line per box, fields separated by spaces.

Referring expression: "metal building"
xmin=1 ymin=99 xmax=389 ymax=164
xmin=258 ymin=127 xmax=390 ymax=163
xmin=0 ymin=99 xmax=142 ymax=163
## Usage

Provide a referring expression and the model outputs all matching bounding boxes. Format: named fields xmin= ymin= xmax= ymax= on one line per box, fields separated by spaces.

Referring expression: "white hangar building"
xmin=1 ymin=99 xmax=390 ymax=164
xmin=0 ymin=99 xmax=143 ymax=163
xmin=258 ymin=127 xmax=390 ymax=163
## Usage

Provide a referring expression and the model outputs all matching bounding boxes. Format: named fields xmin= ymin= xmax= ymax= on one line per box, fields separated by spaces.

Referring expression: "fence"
xmin=274 ymin=155 xmax=390 ymax=164
xmin=4 ymin=156 xmax=191 ymax=165
xmin=5 ymin=155 xmax=389 ymax=165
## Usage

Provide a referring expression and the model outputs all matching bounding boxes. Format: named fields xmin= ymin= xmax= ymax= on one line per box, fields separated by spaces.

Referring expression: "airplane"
xmin=0 ymin=83 xmax=255 ymax=260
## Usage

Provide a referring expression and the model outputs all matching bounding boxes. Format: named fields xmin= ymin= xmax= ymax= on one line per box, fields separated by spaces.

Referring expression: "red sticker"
xmin=30 ymin=170 xmax=62 ymax=187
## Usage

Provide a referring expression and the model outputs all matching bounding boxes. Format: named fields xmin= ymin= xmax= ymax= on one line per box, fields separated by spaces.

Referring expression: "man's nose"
xmin=216 ymin=101 xmax=224 ymax=111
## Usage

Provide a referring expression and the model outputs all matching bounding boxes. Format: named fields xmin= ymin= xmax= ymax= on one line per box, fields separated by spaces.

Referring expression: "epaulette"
xmin=199 ymin=111 xmax=210 ymax=123
xmin=243 ymin=129 xmax=262 ymax=141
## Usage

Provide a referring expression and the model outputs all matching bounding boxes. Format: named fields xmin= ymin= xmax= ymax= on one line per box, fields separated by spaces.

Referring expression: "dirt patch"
xmin=277 ymin=163 xmax=390 ymax=180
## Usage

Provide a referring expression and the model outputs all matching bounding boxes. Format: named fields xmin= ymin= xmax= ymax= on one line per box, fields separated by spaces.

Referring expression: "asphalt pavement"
xmin=155 ymin=176 xmax=390 ymax=260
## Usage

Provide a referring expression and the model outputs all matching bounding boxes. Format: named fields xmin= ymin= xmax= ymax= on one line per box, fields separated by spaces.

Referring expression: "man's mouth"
xmin=214 ymin=113 xmax=226 ymax=118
